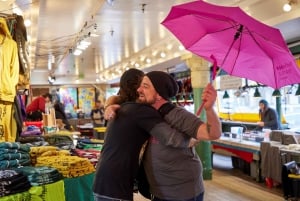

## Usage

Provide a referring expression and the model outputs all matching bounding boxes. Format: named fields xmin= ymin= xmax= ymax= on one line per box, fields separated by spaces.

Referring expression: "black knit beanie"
xmin=146 ymin=71 xmax=178 ymax=100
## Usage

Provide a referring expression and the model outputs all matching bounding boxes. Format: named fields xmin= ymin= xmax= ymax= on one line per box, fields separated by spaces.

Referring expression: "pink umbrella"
xmin=162 ymin=0 xmax=300 ymax=90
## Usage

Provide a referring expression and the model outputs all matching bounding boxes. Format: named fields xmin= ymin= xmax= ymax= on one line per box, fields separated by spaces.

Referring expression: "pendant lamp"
xmin=272 ymin=89 xmax=281 ymax=97
xmin=223 ymin=90 xmax=230 ymax=99
xmin=253 ymin=87 xmax=261 ymax=97
xmin=295 ymin=84 xmax=300 ymax=96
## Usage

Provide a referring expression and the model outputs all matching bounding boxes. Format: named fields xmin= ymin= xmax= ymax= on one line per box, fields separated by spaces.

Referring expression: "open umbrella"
xmin=162 ymin=0 xmax=300 ymax=89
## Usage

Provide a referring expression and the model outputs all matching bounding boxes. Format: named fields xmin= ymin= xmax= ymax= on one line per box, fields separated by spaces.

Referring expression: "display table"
xmin=0 ymin=173 xmax=95 ymax=201
xmin=211 ymin=136 xmax=261 ymax=181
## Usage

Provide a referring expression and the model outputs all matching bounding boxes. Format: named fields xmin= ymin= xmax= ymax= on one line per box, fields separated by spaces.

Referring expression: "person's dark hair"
xmin=42 ymin=93 xmax=52 ymax=101
xmin=118 ymin=69 xmax=144 ymax=103
xmin=259 ymin=99 xmax=269 ymax=107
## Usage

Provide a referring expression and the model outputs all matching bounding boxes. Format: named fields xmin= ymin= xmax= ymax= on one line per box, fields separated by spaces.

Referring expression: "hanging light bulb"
xmin=283 ymin=0 xmax=298 ymax=12
xmin=283 ymin=3 xmax=292 ymax=12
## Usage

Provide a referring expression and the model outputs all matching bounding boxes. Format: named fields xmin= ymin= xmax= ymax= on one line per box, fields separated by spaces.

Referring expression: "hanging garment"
xmin=11 ymin=15 xmax=30 ymax=76
xmin=0 ymin=17 xmax=20 ymax=103
xmin=0 ymin=101 xmax=15 ymax=142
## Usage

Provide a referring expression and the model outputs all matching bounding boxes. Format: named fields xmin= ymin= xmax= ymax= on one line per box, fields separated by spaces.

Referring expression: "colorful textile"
xmin=64 ymin=173 xmax=95 ymax=201
xmin=0 ymin=18 xmax=19 ymax=103
xmin=25 ymin=96 xmax=46 ymax=114
xmin=0 ymin=191 xmax=30 ymax=201
xmin=0 ymin=142 xmax=30 ymax=152
xmin=13 ymin=166 xmax=62 ymax=186
xmin=72 ymin=149 xmax=100 ymax=167
xmin=29 ymin=180 xmax=65 ymax=201
xmin=0 ymin=170 xmax=31 ymax=197
xmin=36 ymin=155 xmax=95 ymax=178
xmin=0 ymin=158 xmax=31 ymax=169
xmin=0 ymin=153 xmax=30 ymax=160
xmin=44 ymin=135 xmax=74 ymax=150
xmin=29 ymin=146 xmax=58 ymax=165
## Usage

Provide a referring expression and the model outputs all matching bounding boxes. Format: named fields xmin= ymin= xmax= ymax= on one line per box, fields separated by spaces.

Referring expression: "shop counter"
xmin=221 ymin=120 xmax=259 ymax=132
xmin=211 ymin=136 xmax=261 ymax=181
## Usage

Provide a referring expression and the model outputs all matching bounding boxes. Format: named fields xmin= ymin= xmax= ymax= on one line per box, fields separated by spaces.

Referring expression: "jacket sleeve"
xmin=264 ymin=109 xmax=279 ymax=128
xmin=164 ymin=106 xmax=203 ymax=139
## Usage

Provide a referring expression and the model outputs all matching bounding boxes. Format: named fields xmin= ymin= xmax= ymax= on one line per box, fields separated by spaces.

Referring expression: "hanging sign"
xmin=220 ymin=75 xmax=242 ymax=90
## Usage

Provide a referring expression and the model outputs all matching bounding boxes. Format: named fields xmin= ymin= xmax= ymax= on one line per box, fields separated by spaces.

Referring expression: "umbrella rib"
xmin=246 ymin=27 xmax=278 ymax=88
xmin=221 ymin=25 xmax=243 ymax=74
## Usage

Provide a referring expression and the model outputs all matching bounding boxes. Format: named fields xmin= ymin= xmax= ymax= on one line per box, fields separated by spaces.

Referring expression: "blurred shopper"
xmin=257 ymin=99 xmax=281 ymax=130
xmin=54 ymin=101 xmax=72 ymax=131
xmin=91 ymin=100 xmax=105 ymax=138
xmin=26 ymin=93 xmax=52 ymax=121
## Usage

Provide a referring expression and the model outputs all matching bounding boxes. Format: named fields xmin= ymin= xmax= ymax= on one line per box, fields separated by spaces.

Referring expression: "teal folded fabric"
xmin=13 ymin=166 xmax=62 ymax=186
xmin=64 ymin=172 xmax=95 ymax=201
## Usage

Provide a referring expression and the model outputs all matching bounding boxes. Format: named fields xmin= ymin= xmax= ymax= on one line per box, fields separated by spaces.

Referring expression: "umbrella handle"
xmin=196 ymin=54 xmax=217 ymax=116
xmin=196 ymin=101 xmax=205 ymax=116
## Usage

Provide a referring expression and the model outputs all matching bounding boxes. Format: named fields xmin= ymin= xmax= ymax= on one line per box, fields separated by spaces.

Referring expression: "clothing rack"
xmin=0 ymin=13 xmax=17 ymax=19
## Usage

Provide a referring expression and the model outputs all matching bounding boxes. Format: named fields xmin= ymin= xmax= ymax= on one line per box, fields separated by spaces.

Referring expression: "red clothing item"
xmin=26 ymin=96 xmax=46 ymax=113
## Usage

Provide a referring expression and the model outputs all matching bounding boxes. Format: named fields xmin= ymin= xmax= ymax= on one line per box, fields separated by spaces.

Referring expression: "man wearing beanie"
xmin=137 ymin=71 xmax=221 ymax=201
xmin=93 ymin=69 xmax=193 ymax=201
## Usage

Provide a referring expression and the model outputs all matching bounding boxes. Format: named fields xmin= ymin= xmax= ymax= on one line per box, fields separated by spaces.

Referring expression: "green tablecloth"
xmin=64 ymin=173 xmax=95 ymax=201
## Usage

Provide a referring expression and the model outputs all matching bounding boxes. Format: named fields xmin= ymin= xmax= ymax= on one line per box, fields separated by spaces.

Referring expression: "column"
xmin=182 ymin=53 xmax=213 ymax=180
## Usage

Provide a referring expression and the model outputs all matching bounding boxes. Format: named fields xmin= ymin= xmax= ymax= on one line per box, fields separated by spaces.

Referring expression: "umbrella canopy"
xmin=162 ymin=0 xmax=300 ymax=89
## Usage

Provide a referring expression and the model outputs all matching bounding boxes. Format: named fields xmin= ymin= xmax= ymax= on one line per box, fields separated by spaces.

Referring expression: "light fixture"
xmin=160 ymin=52 xmax=166 ymax=58
xmin=178 ymin=94 xmax=185 ymax=102
xmin=272 ymin=89 xmax=281 ymax=97
xmin=295 ymin=84 xmax=300 ymax=96
xmin=253 ymin=87 xmax=261 ymax=97
xmin=141 ymin=3 xmax=147 ymax=13
xmin=48 ymin=76 xmax=55 ymax=84
xmin=24 ymin=19 xmax=31 ymax=27
xmin=186 ymin=93 xmax=193 ymax=102
xmin=283 ymin=0 xmax=298 ymax=12
xmin=170 ymin=96 xmax=177 ymax=103
xmin=106 ymin=0 xmax=114 ymax=6
xmin=223 ymin=90 xmax=230 ymax=99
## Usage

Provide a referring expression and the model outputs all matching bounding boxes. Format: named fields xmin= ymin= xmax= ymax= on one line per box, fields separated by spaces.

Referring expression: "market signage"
xmin=220 ymin=75 xmax=242 ymax=90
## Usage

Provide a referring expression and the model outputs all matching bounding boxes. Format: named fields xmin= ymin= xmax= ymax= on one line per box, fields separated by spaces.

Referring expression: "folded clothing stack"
xmin=0 ymin=142 xmax=31 ymax=169
xmin=36 ymin=155 xmax=95 ymax=178
xmin=0 ymin=169 xmax=31 ymax=197
xmin=13 ymin=166 xmax=62 ymax=186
